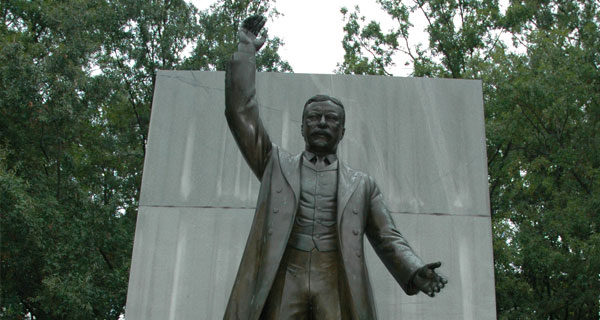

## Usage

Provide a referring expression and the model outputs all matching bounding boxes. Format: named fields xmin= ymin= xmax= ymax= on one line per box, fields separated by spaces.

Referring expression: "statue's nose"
xmin=318 ymin=115 xmax=327 ymax=126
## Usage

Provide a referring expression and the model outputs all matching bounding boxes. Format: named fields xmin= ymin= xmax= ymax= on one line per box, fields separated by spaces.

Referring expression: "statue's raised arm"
xmin=225 ymin=15 xmax=272 ymax=180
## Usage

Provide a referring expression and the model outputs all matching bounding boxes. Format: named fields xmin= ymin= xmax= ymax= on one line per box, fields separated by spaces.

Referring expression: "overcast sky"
xmin=191 ymin=0 xmax=430 ymax=76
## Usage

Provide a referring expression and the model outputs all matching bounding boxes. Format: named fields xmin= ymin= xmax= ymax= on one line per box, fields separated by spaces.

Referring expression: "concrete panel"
xmin=367 ymin=213 xmax=495 ymax=320
xmin=140 ymin=71 xmax=489 ymax=217
xmin=127 ymin=70 xmax=496 ymax=319
xmin=126 ymin=208 xmax=494 ymax=319
xmin=126 ymin=206 xmax=253 ymax=319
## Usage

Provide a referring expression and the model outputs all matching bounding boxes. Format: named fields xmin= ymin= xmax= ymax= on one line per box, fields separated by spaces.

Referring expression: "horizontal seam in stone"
xmin=140 ymin=204 xmax=255 ymax=209
xmin=390 ymin=211 xmax=490 ymax=218
xmin=139 ymin=205 xmax=490 ymax=217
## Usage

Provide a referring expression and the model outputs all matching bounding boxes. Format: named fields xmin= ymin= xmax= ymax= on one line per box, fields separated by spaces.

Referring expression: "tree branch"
xmin=98 ymin=247 xmax=114 ymax=270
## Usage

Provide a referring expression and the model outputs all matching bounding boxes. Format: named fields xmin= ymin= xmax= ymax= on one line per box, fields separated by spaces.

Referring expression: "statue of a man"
xmin=223 ymin=15 xmax=446 ymax=320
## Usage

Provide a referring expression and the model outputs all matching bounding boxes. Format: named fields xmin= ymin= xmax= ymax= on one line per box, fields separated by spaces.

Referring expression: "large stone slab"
xmin=126 ymin=70 xmax=496 ymax=319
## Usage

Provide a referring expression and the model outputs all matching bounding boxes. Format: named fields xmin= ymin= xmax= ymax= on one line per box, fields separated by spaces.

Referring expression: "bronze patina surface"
xmin=223 ymin=16 xmax=446 ymax=320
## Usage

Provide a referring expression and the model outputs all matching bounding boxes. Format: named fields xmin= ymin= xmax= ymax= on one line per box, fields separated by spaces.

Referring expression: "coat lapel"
xmin=278 ymin=149 xmax=302 ymax=205
xmin=337 ymin=161 xmax=360 ymax=225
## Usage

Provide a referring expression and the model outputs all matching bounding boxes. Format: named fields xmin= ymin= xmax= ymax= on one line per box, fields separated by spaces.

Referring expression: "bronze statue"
xmin=223 ymin=15 xmax=447 ymax=320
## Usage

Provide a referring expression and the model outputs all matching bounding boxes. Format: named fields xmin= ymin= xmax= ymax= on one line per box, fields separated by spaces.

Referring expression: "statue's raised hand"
xmin=238 ymin=15 xmax=267 ymax=53
xmin=412 ymin=261 xmax=447 ymax=297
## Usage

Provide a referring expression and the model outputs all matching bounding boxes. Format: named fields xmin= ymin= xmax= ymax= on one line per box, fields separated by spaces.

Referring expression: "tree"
xmin=338 ymin=0 xmax=599 ymax=318
xmin=183 ymin=0 xmax=292 ymax=72
xmin=1 ymin=0 xmax=290 ymax=318
xmin=1 ymin=1 xmax=136 ymax=317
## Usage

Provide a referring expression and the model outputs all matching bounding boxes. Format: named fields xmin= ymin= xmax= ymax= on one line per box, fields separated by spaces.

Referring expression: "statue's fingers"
xmin=256 ymin=17 xmax=266 ymax=33
xmin=249 ymin=15 xmax=265 ymax=35
xmin=424 ymin=286 xmax=432 ymax=297
xmin=242 ymin=16 xmax=256 ymax=30
xmin=424 ymin=282 xmax=434 ymax=297
xmin=248 ymin=20 xmax=259 ymax=34
xmin=246 ymin=15 xmax=263 ymax=33
xmin=251 ymin=19 xmax=265 ymax=35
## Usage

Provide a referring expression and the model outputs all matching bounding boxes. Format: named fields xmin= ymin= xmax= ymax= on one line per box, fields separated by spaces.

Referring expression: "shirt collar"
xmin=303 ymin=151 xmax=338 ymax=165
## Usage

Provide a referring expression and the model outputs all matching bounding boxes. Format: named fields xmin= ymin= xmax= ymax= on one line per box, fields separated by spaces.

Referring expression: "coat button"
xmin=268 ymin=229 xmax=273 ymax=235
xmin=273 ymin=208 xmax=279 ymax=213
xmin=353 ymin=229 xmax=359 ymax=235
xmin=276 ymin=187 xmax=282 ymax=193
xmin=353 ymin=209 xmax=358 ymax=214
xmin=356 ymin=251 xmax=362 ymax=257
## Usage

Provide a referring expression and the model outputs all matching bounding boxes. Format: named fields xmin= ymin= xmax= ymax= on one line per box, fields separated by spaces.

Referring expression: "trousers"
xmin=260 ymin=246 xmax=341 ymax=319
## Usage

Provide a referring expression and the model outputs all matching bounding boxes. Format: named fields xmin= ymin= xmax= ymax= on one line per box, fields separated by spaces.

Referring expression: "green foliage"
xmin=182 ymin=0 xmax=292 ymax=72
xmin=339 ymin=0 xmax=600 ymax=318
xmin=337 ymin=6 xmax=398 ymax=75
xmin=339 ymin=0 xmax=502 ymax=78
xmin=0 ymin=0 xmax=289 ymax=318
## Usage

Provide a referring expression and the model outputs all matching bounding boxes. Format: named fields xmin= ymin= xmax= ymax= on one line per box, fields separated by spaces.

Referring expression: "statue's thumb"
xmin=255 ymin=36 xmax=266 ymax=51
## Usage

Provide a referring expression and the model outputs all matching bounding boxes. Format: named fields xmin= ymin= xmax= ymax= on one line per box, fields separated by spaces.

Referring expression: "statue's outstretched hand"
xmin=413 ymin=261 xmax=447 ymax=297
xmin=238 ymin=15 xmax=267 ymax=53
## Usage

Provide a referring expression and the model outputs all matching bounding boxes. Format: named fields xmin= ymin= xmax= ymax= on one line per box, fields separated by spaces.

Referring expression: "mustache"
xmin=310 ymin=130 xmax=332 ymax=138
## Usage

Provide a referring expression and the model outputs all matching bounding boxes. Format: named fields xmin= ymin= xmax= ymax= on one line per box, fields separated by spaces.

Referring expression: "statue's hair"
xmin=302 ymin=94 xmax=345 ymax=127
xmin=303 ymin=94 xmax=344 ymax=110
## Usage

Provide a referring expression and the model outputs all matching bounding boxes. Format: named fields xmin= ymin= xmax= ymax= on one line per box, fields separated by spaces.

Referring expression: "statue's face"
xmin=301 ymin=100 xmax=345 ymax=154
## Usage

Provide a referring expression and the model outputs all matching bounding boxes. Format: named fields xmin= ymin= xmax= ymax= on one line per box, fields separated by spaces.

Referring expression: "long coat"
xmin=223 ymin=50 xmax=425 ymax=320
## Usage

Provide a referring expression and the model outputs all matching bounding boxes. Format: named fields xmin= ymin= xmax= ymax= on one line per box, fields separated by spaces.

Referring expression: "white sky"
xmin=191 ymin=0 xmax=430 ymax=76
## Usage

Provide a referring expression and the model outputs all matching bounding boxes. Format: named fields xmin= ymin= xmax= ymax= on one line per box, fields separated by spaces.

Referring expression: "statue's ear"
xmin=336 ymin=127 xmax=345 ymax=145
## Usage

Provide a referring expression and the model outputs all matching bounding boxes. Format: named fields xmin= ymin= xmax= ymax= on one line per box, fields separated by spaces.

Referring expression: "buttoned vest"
xmin=287 ymin=158 xmax=338 ymax=252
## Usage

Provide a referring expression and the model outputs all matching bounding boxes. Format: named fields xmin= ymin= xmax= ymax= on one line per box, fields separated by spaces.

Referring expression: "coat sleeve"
xmin=365 ymin=176 xmax=424 ymax=295
xmin=224 ymin=49 xmax=272 ymax=180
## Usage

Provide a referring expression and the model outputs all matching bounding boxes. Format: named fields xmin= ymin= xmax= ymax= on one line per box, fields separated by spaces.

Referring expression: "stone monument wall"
xmin=125 ymin=70 xmax=496 ymax=319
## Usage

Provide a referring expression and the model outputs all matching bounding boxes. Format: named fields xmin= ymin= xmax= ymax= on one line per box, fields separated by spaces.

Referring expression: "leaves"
xmin=1 ymin=0 xmax=289 ymax=318
xmin=182 ymin=0 xmax=292 ymax=72
xmin=338 ymin=0 xmax=600 ymax=318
